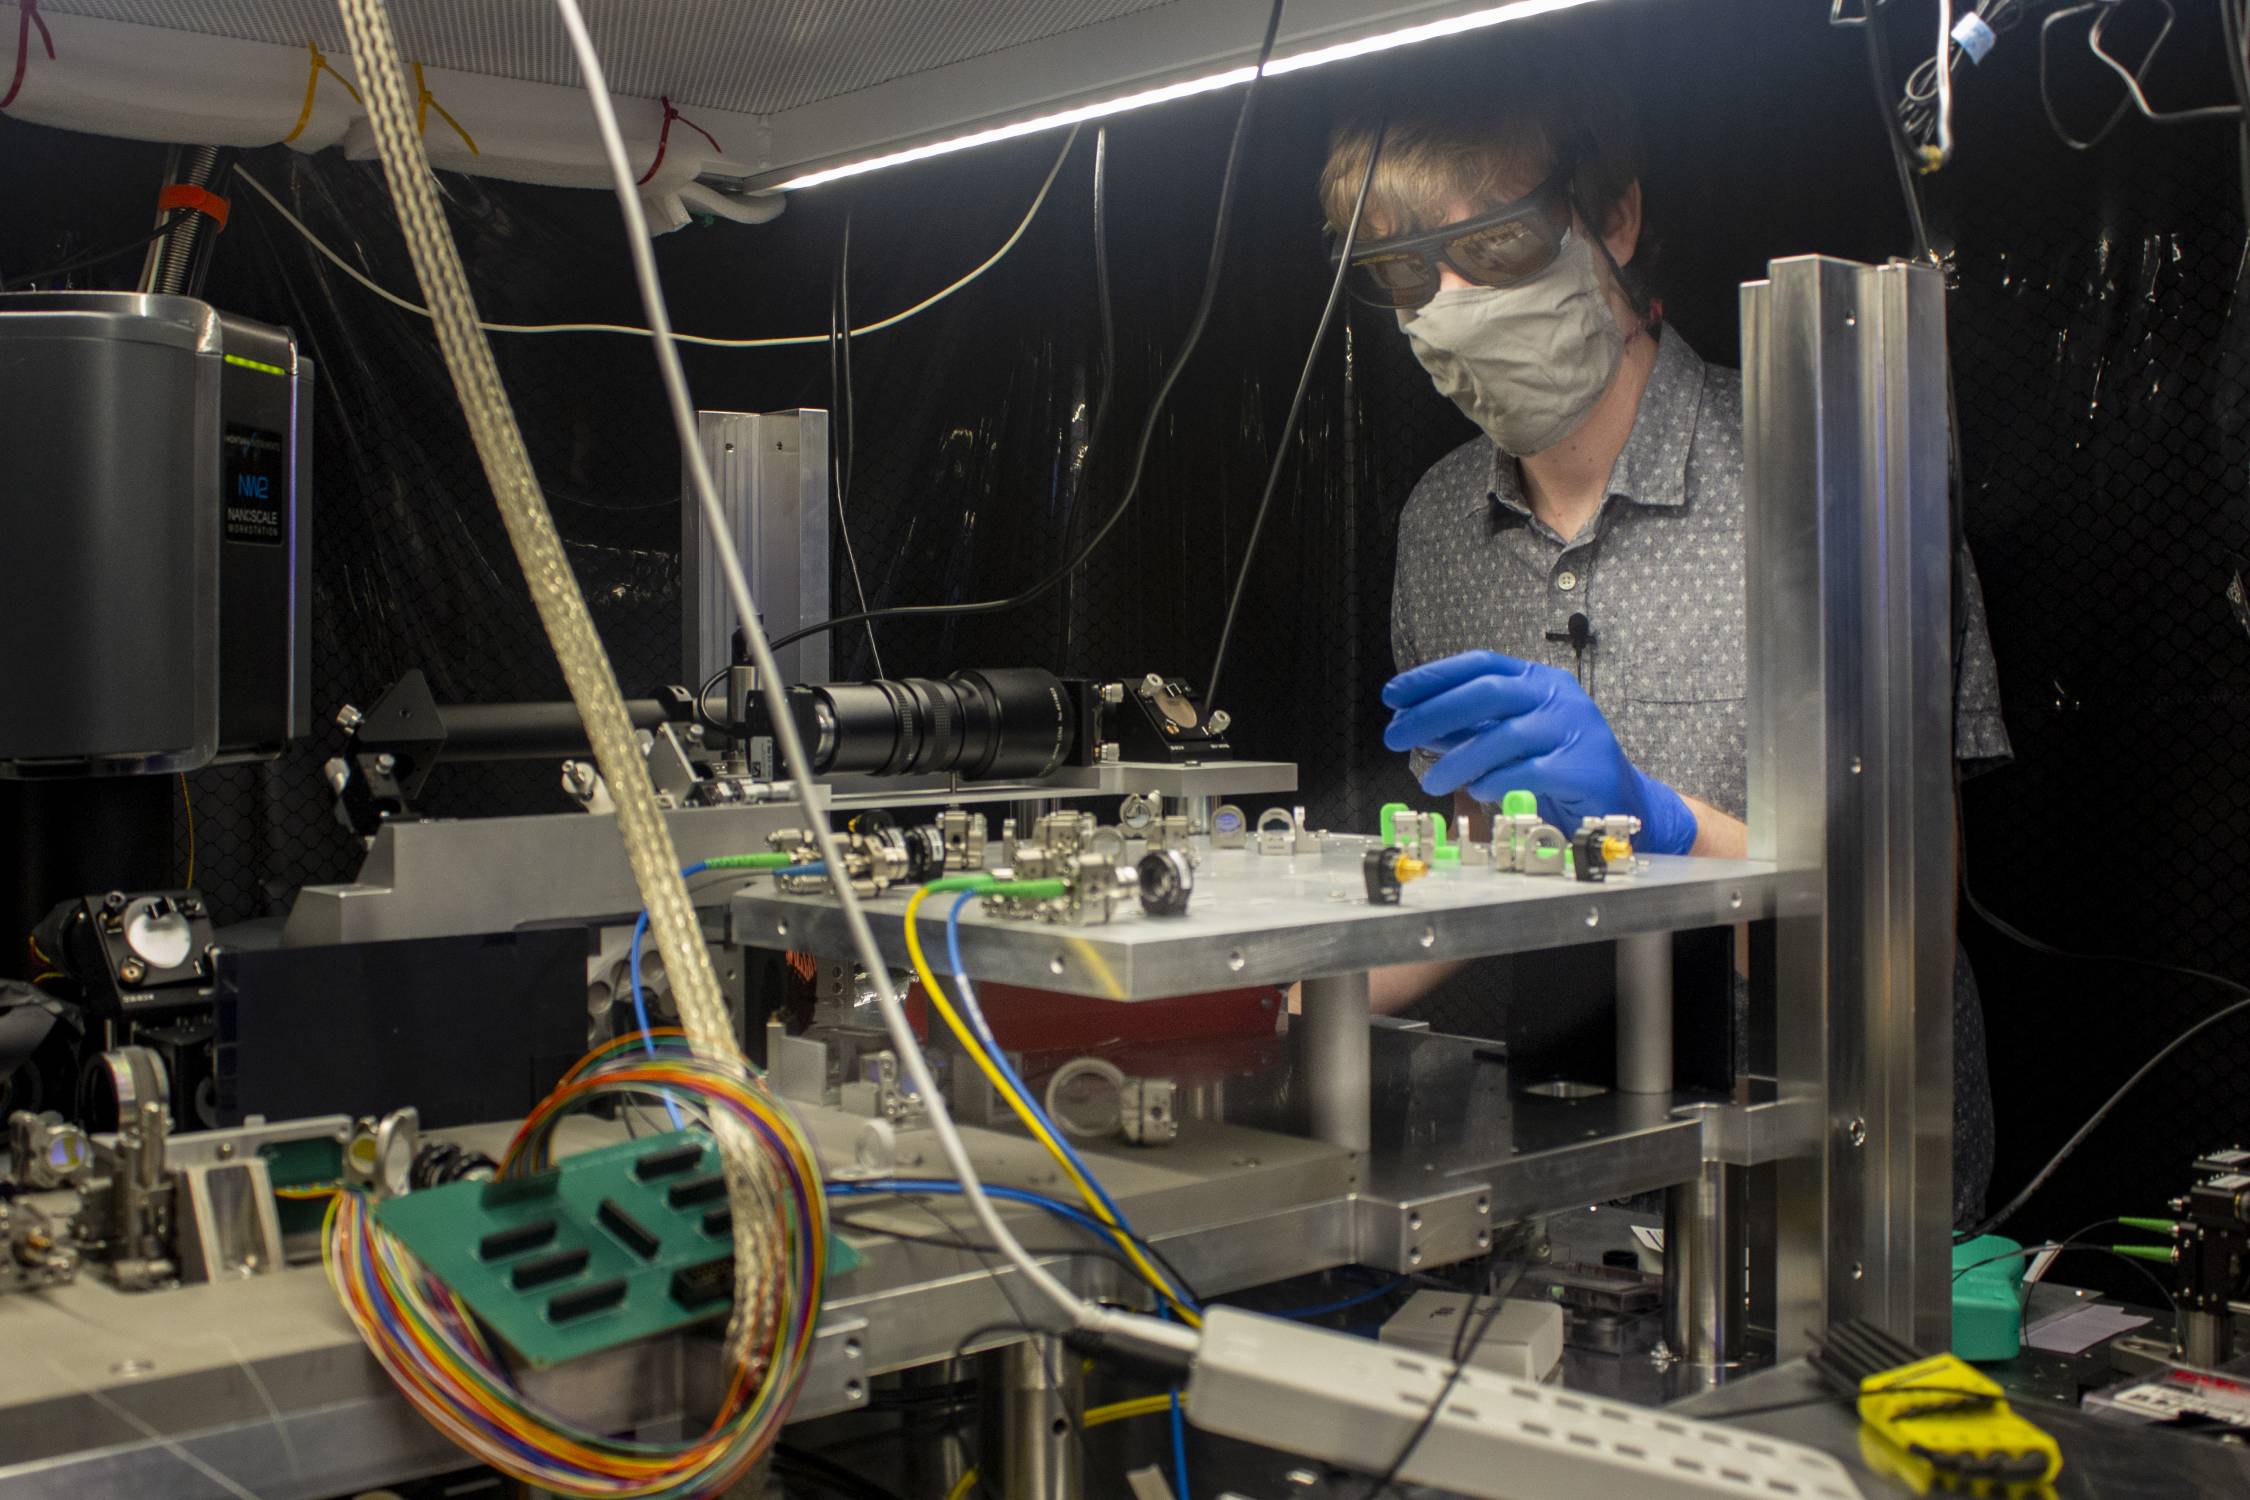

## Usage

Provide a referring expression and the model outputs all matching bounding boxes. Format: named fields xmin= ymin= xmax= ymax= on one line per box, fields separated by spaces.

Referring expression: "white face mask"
xmin=1395 ymin=232 xmax=1624 ymax=456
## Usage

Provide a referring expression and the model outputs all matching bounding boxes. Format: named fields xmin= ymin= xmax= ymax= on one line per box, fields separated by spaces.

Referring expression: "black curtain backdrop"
xmin=5 ymin=0 xmax=2247 ymax=1273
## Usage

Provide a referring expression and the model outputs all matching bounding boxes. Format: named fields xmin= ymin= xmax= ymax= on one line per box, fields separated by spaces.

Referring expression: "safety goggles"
xmin=1336 ymin=162 xmax=1578 ymax=310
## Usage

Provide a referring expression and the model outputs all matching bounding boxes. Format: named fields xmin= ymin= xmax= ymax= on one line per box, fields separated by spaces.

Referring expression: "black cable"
xmin=1360 ymin=1263 xmax=1526 ymax=1497
xmin=1862 ymin=0 xmax=1934 ymax=262
xmin=2221 ymin=0 xmax=2250 ymax=237
xmin=770 ymin=1443 xmax=907 ymax=1500
xmin=1093 ymin=125 xmax=1117 ymax=404
xmin=1962 ymin=987 xmax=2250 ymax=1241
xmin=1962 ymin=880 xmax=2250 ymax=1008
xmin=828 ymin=1209 xmax=1157 ymax=1287
xmin=832 ymin=1188 xmax=1208 ymax=1311
xmin=831 ymin=208 xmax=885 ymax=677
xmin=767 ymin=0 xmax=1290 ymax=655
xmin=951 ymin=1319 xmax=1047 ymax=1361
xmin=1203 ymin=117 xmax=1383 ymax=711
xmin=1 ymin=209 xmax=190 ymax=290
xmin=1949 ymin=1221 xmax=2183 ymax=1320
xmin=1692 ymin=1381 xmax=2006 ymax=1423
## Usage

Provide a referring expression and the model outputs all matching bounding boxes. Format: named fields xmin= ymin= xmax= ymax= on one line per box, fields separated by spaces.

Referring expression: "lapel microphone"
xmin=1545 ymin=612 xmax=1595 ymax=682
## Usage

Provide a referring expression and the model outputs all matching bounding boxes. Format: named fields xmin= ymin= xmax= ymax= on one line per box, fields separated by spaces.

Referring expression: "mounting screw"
xmin=323 ymin=757 xmax=350 ymax=793
xmin=1845 ymin=1117 xmax=1867 ymax=1148
xmin=685 ymin=723 xmax=704 ymax=742
xmin=118 ymin=958 xmax=145 ymax=985
xmin=1207 ymin=710 xmax=1232 ymax=735
xmin=1099 ymin=682 xmax=1125 ymax=705
xmin=373 ymin=753 xmax=397 ymax=774
xmin=335 ymin=704 xmax=364 ymax=732
xmin=1140 ymin=672 xmax=1165 ymax=695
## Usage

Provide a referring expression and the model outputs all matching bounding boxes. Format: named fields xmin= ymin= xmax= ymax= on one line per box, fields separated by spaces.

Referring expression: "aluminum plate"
xmin=733 ymin=848 xmax=1791 ymax=999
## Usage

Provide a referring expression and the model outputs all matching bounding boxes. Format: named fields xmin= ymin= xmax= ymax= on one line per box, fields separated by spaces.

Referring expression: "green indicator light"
xmin=224 ymin=353 xmax=288 ymax=377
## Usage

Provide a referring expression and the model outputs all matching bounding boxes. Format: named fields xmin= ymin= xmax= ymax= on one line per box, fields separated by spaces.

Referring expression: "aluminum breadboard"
xmin=1186 ymin=1308 xmax=1863 ymax=1500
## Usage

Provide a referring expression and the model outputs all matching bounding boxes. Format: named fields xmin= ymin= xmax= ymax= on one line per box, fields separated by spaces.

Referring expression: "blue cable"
xmin=629 ymin=860 xmax=712 ymax=1129
xmin=628 ymin=857 xmax=825 ymax=1130
xmin=942 ymin=890 xmax=1194 ymax=1313
xmin=1262 ymin=1275 xmax=1412 ymax=1321
xmin=1169 ymin=1379 xmax=1190 ymax=1500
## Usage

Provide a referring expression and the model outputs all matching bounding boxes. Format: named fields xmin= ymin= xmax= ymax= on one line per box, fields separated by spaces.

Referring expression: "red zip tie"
xmin=157 ymin=183 xmax=230 ymax=231
xmin=1 ymin=0 xmax=55 ymax=112
xmin=636 ymin=95 xmax=722 ymax=186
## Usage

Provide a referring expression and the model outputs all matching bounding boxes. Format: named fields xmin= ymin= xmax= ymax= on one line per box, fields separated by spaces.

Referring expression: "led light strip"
xmin=774 ymin=0 xmax=1607 ymax=191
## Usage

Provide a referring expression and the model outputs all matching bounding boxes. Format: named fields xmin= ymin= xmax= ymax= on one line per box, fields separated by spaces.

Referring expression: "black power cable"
xmin=1961 ymin=982 xmax=2250 ymax=1242
xmin=1 ymin=209 xmax=189 ymax=290
xmin=831 ymin=208 xmax=885 ymax=677
xmin=1359 ymin=1263 xmax=1525 ymax=1497
xmin=1203 ymin=117 xmax=1384 ymax=712
xmin=770 ymin=1443 xmax=908 ymax=1500
xmin=767 ymin=0 xmax=1291 ymax=655
xmin=1861 ymin=0 xmax=1935 ymax=262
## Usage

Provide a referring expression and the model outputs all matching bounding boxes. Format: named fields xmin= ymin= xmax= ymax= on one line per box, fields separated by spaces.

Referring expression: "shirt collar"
xmin=1480 ymin=329 xmax=1710 ymax=519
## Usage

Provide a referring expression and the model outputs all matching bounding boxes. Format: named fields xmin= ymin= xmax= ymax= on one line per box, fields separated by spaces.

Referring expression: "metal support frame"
xmin=1745 ymin=256 xmax=1957 ymax=1354
xmin=685 ymin=409 xmax=830 ymax=690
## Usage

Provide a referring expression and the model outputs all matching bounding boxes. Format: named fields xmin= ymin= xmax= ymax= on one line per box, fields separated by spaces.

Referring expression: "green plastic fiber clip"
xmin=1951 ymin=1234 xmax=2025 ymax=1361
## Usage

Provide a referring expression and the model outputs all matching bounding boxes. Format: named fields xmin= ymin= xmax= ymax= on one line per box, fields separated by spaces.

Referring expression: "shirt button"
xmin=1555 ymin=570 xmax=1580 ymax=592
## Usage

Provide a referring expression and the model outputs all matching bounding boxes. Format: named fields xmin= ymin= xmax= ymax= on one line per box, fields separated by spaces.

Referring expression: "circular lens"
xmin=124 ymin=900 xmax=194 ymax=970
xmin=1138 ymin=849 xmax=1193 ymax=917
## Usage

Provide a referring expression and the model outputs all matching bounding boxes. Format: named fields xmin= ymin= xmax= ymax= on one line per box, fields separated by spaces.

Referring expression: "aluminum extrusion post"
xmin=1615 ymin=932 xmax=1673 ymax=1094
xmin=995 ymin=1336 xmax=1082 ymax=1500
xmin=1663 ymin=1160 xmax=1747 ymax=1379
xmin=1301 ymin=972 xmax=1373 ymax=1152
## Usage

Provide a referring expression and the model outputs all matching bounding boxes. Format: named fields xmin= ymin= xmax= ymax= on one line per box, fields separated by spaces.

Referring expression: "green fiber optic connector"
xmin=2108 ymin=1244 xmax=2176 ymax=1264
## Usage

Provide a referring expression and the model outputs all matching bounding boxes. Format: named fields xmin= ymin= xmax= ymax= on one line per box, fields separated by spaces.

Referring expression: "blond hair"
xmin=1317 ymin=35 xmax=1643 ymax=245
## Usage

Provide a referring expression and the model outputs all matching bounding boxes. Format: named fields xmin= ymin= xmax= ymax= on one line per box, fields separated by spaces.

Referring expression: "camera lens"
xmin=809 ymin=668 xmax=1074 ymax=780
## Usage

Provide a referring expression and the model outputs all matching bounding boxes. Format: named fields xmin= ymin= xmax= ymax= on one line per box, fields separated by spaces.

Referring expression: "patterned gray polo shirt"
xmin=1390 ymin=330 xmax=2012 ymax=816
xmin=1388 ymin=329 xmax=2010 ymax=1227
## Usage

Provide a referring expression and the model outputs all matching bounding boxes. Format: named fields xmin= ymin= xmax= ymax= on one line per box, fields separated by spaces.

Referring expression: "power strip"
xmin=1185 ymin=1308 xmax=1860 ymax=1500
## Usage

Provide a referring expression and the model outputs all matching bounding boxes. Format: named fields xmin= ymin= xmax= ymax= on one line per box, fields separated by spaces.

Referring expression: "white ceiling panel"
xmin=41 ymin=1 xmax=1190 ymax=116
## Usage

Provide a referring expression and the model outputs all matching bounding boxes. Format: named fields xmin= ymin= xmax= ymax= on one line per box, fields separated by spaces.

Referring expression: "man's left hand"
xmin=1382 ymin=649 xmax=1699 ymax=855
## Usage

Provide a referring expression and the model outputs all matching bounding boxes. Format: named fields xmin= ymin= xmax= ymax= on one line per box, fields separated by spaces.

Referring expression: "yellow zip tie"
xmin=412 ymin=60 xmax=478 ymax=155
xmin=282 ymin=41 xmax=362 ymax=144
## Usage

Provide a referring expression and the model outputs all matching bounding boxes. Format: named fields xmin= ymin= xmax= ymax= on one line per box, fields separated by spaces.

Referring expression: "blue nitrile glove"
xmin=1381 ymin=650 xmax=1700 ymax=855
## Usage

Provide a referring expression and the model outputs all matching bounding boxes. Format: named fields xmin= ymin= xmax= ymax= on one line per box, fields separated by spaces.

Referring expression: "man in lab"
xmin=1322 ymin=40 xmax=2011 ymax=1225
